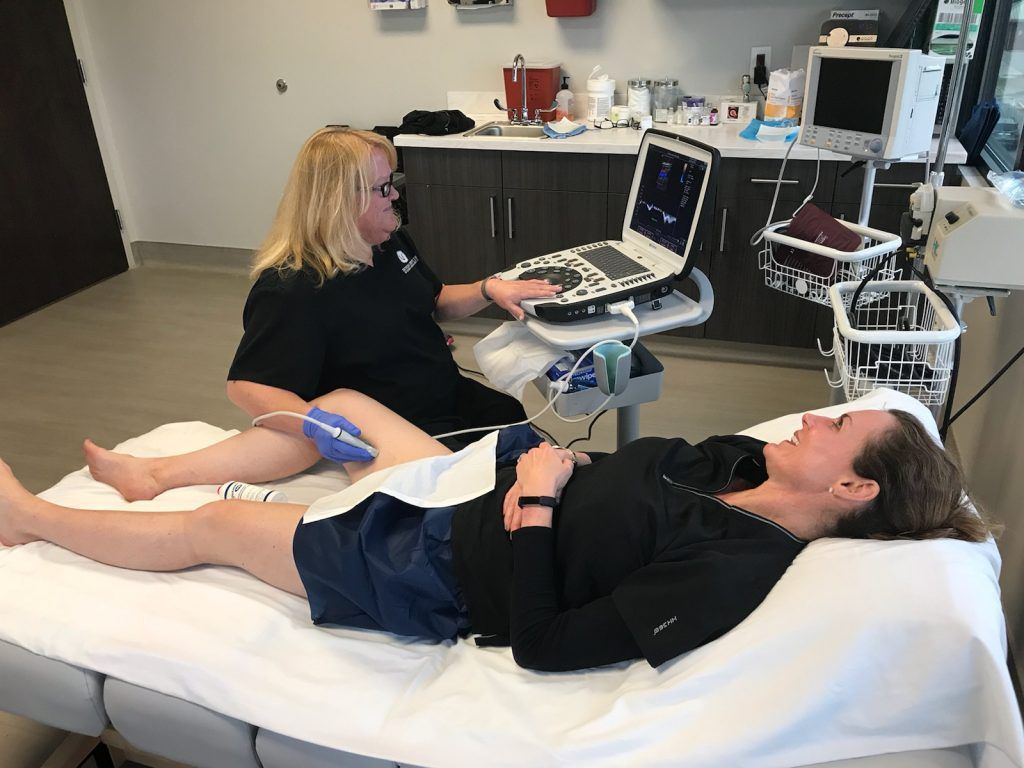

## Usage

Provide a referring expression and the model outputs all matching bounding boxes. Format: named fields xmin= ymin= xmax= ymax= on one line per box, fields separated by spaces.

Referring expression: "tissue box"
xmin=536 ymin=344 xmax=664 ymax=417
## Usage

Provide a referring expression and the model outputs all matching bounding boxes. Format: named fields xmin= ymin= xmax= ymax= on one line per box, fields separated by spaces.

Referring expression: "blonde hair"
xmin=251 ymin=128 xmax=398 ymax=283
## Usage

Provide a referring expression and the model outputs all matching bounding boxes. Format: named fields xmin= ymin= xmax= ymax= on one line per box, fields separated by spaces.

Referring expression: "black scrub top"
xmin=228 ymin=229 xmax=465 ymax=432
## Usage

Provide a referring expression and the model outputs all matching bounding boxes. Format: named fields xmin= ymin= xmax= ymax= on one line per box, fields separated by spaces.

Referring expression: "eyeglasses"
xmin=592 ymin=118 xmax=634 ymax=130
xmin=367 ymin=173 xmax=396 ymax=198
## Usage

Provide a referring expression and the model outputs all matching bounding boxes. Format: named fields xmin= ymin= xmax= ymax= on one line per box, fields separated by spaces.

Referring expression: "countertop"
xmin=394 ymin=115 xmax=968 ymax=164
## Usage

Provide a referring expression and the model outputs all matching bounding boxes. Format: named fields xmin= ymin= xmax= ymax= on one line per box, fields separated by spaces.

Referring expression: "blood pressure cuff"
xmin=775 ymin=203 xmax=862 ymax=277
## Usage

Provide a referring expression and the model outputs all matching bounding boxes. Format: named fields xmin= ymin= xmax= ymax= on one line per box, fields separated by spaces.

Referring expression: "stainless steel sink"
xmin=465 ymin=121 xmax=548 ymax=138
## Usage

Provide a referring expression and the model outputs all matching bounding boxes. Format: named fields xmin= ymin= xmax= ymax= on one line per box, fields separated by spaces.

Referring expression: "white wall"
xmin=72 ymin=0 xmax=907 ymax=249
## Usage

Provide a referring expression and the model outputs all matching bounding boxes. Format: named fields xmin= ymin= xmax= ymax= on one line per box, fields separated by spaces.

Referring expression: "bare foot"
xmin=0 ymin=459 xmax=40 ymax=546
xmin=83 ymin=439 xmax=162 ymax=501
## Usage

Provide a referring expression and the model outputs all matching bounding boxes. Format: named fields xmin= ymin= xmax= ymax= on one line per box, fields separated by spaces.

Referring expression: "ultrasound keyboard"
xmin=499 ymin=241 xmax=677 ymax=323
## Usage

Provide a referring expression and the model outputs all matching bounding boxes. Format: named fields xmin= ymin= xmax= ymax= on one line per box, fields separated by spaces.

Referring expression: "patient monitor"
xmin=924 ymin=186 xmax=1024 ymax=292
xmin=801 ymin=47 xmax=945 ymax=160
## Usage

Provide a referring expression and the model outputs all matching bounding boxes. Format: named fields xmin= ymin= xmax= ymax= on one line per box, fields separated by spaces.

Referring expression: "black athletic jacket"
xmin=452 ymin=430 xmax=806 ymax=672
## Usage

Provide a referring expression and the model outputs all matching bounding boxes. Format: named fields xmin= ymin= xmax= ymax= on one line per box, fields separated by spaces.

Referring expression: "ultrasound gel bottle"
xmin=218 ymin=481 xmax=288 ymax=503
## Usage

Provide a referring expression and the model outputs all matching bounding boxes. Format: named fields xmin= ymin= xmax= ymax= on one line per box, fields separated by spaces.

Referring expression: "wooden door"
xmin=0 ymin=0 xmax=127 ymax=326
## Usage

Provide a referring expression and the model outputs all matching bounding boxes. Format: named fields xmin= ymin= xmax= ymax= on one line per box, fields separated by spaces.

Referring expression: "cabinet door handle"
xmin=719 ymin=207 xmax=728 ymax=253
xmin=875 ymin=182 xmax=922 ymax=189
xmin=489 ymin=196 xmax=497 ymax=238
xmin=507 ymin=197 xmax=514 ymax=240
xmin=750 ymin=178 xmax=799 ymax=185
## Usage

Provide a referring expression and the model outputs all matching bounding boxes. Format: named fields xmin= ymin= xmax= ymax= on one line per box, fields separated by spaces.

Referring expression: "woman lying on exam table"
xmin=0 ymin=390 xmax=994 ymax=672
xmin=214 ymin=126 xmax=558 ymax=461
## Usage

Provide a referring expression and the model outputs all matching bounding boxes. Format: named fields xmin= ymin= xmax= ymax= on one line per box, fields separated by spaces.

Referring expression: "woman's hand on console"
xmin=486 ymin=278 xmax=562 ymax=321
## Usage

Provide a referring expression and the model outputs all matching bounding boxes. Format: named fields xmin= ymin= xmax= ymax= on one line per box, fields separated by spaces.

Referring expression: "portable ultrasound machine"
xmin=497 ymin=129 xmax=721 ymax=444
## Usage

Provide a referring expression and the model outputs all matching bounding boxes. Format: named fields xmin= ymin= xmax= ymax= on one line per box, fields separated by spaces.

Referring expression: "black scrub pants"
xmin=433 ymin=376 xmax=528 ymax=450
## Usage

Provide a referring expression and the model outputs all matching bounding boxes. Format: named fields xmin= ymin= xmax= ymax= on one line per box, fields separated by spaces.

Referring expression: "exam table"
xmin=1 ymin=390 xmax=1021 ymax=768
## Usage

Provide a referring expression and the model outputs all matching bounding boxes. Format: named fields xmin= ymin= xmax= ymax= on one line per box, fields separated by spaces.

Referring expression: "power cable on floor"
xmin=565 ymin=409 xmax=608 ymax=450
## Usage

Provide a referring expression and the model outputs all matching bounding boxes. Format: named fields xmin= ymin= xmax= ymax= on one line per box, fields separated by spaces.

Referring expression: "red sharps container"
xmin=545 ymin=0 xmax=597 ymax=16
xmin=501 ymin=61 xmax=561 ymax=122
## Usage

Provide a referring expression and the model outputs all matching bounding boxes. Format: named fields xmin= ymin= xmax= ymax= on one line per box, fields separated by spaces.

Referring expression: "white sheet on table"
xmin=0 ymin=393 xmax=1021 ymax=768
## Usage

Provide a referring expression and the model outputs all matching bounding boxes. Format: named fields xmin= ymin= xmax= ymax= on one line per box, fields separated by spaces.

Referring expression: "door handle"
xmin=719 ymin=207 xmax=728 ymax=253
xmin=750 ymin=178 xmax=799 ymax=185
xmin=507 ymin=197 xmax=514 ymax=240
xmin=489 ymin=196 xmax=497 ymax=238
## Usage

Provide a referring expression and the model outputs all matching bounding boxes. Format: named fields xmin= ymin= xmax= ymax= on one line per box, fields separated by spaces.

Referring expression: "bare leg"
xmin=85 ymin=388 xmax=452 ymax=500
xmin=0 ymin=460 xmax=307 ymax=595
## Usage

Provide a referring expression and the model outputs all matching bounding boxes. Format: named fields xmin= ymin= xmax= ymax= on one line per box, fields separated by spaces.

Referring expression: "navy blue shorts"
xmin=292 ymin=497 xmax=471 ymax=641
xmin=292 ymin=425 xmax=544 ymax=641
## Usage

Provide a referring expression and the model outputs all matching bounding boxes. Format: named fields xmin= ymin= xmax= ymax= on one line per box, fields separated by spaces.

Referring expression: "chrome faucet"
xmin=511 ymin=53 xmax=528 ymax=125
xmin=493 ymin=54 xmax=556 ymax=126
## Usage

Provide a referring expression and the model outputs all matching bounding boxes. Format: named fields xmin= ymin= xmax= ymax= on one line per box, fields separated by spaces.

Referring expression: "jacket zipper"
xmin=662 ymin=458 xmax=804 ymax=543
xmin=661 ymin=454 xmax=750 ymax=495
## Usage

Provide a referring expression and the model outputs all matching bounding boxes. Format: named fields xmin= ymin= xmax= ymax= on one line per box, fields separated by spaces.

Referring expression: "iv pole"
xmin=857 ymin=3 xmax=977 ymax=227
xmin=932 ymin=1 xmax=977 ymax=188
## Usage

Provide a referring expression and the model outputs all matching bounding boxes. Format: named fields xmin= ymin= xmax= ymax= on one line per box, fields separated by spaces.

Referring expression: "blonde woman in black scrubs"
xmin=84 ymin=128 xmax=559 ymax=488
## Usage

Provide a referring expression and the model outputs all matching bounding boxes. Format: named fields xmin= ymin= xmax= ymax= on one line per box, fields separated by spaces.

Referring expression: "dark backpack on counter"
xmin=397 ymin=110 xmax=475 ymax=136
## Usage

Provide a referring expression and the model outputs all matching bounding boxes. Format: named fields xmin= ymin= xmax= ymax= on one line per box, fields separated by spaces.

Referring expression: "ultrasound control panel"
xmin=496 ymin=129 xmax=718 ymax=325
xmin=499 ymin=241 xmax=675 ymax=322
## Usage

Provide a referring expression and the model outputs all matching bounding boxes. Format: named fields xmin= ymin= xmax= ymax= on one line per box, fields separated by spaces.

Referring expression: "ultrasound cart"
xmin=499 ymin=130 xmax=721 ymax=446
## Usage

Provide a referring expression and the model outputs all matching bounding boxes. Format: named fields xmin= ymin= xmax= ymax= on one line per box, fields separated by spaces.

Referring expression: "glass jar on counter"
xmin=627 ymin=78 xmax=652 ymax=119
xmin=652 ymin=78 xmax=680 ymax=123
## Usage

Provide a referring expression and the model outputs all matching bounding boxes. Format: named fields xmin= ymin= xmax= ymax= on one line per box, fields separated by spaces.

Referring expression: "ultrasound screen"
xmin=628 ymin=144 xmax=708 ymax=256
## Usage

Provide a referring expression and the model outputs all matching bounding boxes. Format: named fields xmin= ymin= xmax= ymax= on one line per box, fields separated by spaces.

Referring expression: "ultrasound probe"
xmin=251 ymin=411 xmax=380 ymax=458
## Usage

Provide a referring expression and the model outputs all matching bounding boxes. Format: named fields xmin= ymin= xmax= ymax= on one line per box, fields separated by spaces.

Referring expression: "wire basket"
xmin=821 ymin=280 xmax=961 ymax=406
xmin=759 ymin=220 xmax=903 ymax=307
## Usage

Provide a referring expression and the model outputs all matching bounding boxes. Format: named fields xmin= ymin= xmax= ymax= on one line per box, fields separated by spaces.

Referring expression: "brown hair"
xmin=251 ymin=128 xmax=399 ymax=284
xmin=831 ymin=410 xmax=999 ymax=543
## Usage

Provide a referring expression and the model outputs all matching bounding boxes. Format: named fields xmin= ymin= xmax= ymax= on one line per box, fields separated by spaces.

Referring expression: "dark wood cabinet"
xmin=405 ymin=182 xmax=507 ymax=319
xmin=718 ymin=158 xmax=838 ymax=203
xmin=607 ymin=193 xmax=628 ymax=239
xmin=503 ymin=189 xmax=607 ymax=263
xmin=609 ymin=154 xmax=636 ymax=195
xmin=704 ymin=161 xmax=835 ymax=349
xmin=404 ymin=145 xmax=933 ymax=349
xmin=405 ymin=183 xmax=504 ymax=282
xmin=502 ymin=152 xmax=607 ymax=192
xmin=405 ymin=149 xmax=610 ymax=321
xmin=405 ymin=148 xmax=610 ymax=278
xmin=404 ymin=148 xmax=501 ymax=187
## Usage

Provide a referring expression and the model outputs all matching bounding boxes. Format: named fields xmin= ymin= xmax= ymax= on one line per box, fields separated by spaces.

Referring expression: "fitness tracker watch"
xmin=517 ymin=496 xmax=558 ymax=510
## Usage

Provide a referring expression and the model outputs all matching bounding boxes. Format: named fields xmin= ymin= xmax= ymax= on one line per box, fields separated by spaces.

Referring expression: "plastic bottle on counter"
xmin=586 ymin=65 xmax=615 ymax=122
xmin=555 ymin=76 xmax=575 ymax=121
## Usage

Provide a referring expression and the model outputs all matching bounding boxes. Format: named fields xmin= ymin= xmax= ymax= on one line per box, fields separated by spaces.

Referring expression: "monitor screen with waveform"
xmin=628 ymin=143 xmax=708 ymax=256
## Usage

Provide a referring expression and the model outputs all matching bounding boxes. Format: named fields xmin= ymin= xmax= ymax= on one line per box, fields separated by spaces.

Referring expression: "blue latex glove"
xmin=302 ymin=406 xmax=375 ymax=463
